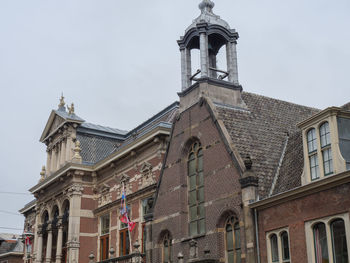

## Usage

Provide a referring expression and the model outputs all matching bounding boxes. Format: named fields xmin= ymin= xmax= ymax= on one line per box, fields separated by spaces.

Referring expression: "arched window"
xmin=307 ymin=128 xmax=320 ymax=180
xmin=320 ymin=122 xmax=333 ymax=176
xmin=270 ymin=234 xmax=279 ymax=262
xmin=225 ymin=216 xmax=241 ymax=263
xmin=162 ymin=232 xmax=172 ymax=263
xmin=280 ymin=231 xmax=290 ymax=262
xmin=313 ymin=223 xmax=329 ymax=263
xmin=331 ymin=219 xmax=348 ymax=263
xmin=188 ymin=142 xmax=205 ymax=236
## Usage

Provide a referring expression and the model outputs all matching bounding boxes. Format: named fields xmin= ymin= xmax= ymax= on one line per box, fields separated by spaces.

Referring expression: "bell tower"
xmin=177 ymin=0 xmax=245 ymax=112
xmin=178 ymin=0 xmax=240 ymax=90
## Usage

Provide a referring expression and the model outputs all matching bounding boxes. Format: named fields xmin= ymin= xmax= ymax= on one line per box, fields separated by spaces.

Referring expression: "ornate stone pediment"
xmin=49 ymin=115 xmax=65 ymax=135
xmin=140 ymin=162 xmax=155 ymax=187
xmin=98 ymin=183 xmax=112 ymax=207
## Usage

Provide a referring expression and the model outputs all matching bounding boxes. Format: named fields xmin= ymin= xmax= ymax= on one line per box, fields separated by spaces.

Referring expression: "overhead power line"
xmin=0 ymin=226 xmax=23 ymax=231
xmin=0 ymin=191 xmax=31 ymax=195
xmin=0 ymin=210 xmax=23 ymax=216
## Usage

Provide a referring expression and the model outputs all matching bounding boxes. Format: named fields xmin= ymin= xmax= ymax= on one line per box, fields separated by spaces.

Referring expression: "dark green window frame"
xmin=188 ymin=142 xmax=205 ymax=236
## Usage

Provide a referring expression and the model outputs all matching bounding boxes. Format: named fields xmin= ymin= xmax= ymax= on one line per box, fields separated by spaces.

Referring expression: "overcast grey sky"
xmin=0 ymin=0 xmax=349 ymax=234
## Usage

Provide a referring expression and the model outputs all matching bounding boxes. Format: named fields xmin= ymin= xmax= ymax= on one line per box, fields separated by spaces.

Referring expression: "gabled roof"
xmin=39 ymin=108 xmax=85 ymax=142
xmin=215 ymin=92 xmax=320 ymax=198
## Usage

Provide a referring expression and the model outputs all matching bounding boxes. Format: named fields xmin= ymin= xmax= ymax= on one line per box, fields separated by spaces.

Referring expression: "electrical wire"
xmin=0 ymin=191 xmax=31 ymax=195
xmin=0 ymin=210 xmax=23 ymax=216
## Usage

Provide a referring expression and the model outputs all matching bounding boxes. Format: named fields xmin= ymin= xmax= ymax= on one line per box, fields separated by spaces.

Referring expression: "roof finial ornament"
xmin=199 ymin=0 xmax=215 ymax=14
xmin=67 ymin=103 xmax=75 ymax=115
xmin=58 ymin=93 xmax=66 ymax=111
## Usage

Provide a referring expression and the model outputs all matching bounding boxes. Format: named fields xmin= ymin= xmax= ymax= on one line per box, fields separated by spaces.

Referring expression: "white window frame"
xmin=266 ymin=227 xmax=291 ymax=263
xmin=305 ymin=213 xmax=350 ymax=263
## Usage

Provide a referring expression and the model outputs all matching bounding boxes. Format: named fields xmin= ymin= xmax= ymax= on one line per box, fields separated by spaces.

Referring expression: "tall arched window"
xmin=225 ymin=216 xmax=241 ymax=263
xmin=188 ymin=142 xmax=205 ymax=236
xmin=162 ymin=232 xmax=172 ymax=263
xmin=331 ymin=219 xmax=348 ymax=263
xmin=270 ymin=234 xmax=279 ymax=262
xmin=307 ymin=128 xmax=319 ymax=180
xmin=313 ymin=223 xmax=329 ymax=263
xmin=320 ymin=122 xmax=333 ymax=176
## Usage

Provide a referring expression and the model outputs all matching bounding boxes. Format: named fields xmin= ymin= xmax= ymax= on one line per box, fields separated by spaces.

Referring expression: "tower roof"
xmin=185 ymin=0 xmax=230 ymax=33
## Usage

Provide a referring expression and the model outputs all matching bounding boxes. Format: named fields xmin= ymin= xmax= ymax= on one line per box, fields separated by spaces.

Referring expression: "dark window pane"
xmin=198 ymin=187 xmax=204 ymax=202
xmin=281 ymin=231 xmax=290 ymax=260
xmin=189 ymin=190 xmax=196 ymax=205
xmin=198 ymin=154 xmax=203 ymax=172
xmin=188 ymin=158 xmax=196 ymax=176
xmin=271 ymin=234 xmax=279 ymax=262
xmin=234 ymin=223 xmax=241 ymax=249
xmin=226 ymin=227 xmax=234 ymax=251
xmin=314 ymin=223 xmax=329 ymax=263
xmin=190 ymin=206 xmax=197 ymax=221
xmin=331 ymin=219 xmax=348 ymax=263
xmin=190 ymin=221 xmax=197 ymax=236
xmin=199 ymin=219 xmax=205 ymax=234
xmin=228 ymin=251 xmax=234 ymax=263
xmin=235 ymin=249 xmax=241 ymax=263
xmin=199 ymin=204 xmax=205 ymax=218
xmin=189 ymin=175 xmax=196 ymax=190
xmin=198 ymin=172 xmax=204 ymax=186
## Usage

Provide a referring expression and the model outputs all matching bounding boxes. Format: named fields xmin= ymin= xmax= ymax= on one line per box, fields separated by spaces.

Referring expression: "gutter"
xmin=254 ymin=208 xmax=260 ymax=263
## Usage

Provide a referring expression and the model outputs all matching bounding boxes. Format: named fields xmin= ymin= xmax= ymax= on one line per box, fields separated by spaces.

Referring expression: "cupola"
xmin=177 ymin=0 xmax=245 ymax=112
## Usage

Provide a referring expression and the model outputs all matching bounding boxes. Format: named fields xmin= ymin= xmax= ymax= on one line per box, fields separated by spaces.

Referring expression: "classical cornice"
xmin=250 ymin=170 xmax=350 ymax=210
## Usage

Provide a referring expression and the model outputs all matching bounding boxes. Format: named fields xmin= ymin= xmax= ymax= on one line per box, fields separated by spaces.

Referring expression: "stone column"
xmin=56 ymin=145 xmax=61 ymax=171
xmin=239 ymin=156 xmax=258 ymax=263
xmin=46 ymin=151 xmax=52 ymax=175
xmin=199 ymin=32 xmax=209 ymax=77
xmin=180 ymin=47 xmax=187 ymax=91
xmin=36 ymin=225 xmax=44 ymax=263
xmin=60 ymin=140 xmax=66 ymax=166
xmin=67 ymin=184 xmax=83 ymax=263
xmin=185 ymin=48 xmax=192 ymax=88
xmin=51 ymin=149 xmax=56 ymax=173
xmin=66 ymin=137 xmax=73 ymax=162
xmin=55 ymin=217 xmax=64 ymax=263
xmin=226 ymin=40 xmax=239 ymax=85
xmin=45 ymin=223 xmax=53 ymax=263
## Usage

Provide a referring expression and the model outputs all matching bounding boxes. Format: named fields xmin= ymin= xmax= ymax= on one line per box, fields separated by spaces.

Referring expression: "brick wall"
xmin=151 ymin=101 xmax=244 ymax=263
xmin=257 ymin=182 xmax=350 ymax=263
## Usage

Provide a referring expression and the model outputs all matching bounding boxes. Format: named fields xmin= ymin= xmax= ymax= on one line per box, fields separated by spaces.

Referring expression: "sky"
xmin=0 ymin=0 xmax=349 ymax=234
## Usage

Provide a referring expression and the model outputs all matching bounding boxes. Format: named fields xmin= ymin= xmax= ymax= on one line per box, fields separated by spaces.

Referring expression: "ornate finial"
xmin=67 ymin=103 xmax=75 ymax=115
xmin=58 ymin=93 xmax=66 ymax=111
xmin=39 ymin=166 xmax=46 ymax=182
xmin=72 ymin=140 xmax=82 ymax=163
xmin=199 ymin=0 xmax=215 ymax=13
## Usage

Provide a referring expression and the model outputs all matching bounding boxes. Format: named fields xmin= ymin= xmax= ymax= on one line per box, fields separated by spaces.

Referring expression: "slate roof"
xmin=77 ymin=102 xmax=179 ymax=165
xmin=216 ymin=92 xmax=320 ymax=198
xmin=54 ymin=109 xmax=85 ymax=122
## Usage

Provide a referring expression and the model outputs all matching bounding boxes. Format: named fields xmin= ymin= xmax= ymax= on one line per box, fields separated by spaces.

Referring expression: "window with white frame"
xmin=308 ymin=128 xmax=320 ymax=180
xmin=320 ymin=122 xmax=333 ymax=176
xmin=305 ymin=213 xmax=350 ymax=263
xmin=266 ymin=228 xmax=290 ymax=263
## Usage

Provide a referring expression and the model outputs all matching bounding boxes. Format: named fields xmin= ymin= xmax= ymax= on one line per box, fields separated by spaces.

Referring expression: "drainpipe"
xmin=254 ymin=208 xmax=260 ymax=263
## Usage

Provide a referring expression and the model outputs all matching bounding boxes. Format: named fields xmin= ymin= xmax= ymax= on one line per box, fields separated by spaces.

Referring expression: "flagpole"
xmin=122 ymin=182 xmax=133 ymax=254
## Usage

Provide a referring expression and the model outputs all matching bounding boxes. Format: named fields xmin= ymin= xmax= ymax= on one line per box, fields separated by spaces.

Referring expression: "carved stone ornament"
xmin=98 ymin=183 xmax=112 ymax=207
xmin=65 ymin=183 xmax=84 ymax=197
xmin=189 ymin=239 xmax=198 ymax=259
xmin=140 ymin=162 xmax=155 ymax=188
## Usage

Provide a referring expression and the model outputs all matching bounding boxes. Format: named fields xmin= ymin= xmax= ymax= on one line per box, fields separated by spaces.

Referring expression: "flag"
xmin=119 ymin=184 xmax=136 ymax=232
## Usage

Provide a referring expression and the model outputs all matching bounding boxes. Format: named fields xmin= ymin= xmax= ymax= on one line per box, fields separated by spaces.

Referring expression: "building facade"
xmin=21 ymin=1 xmax=350 ymax=263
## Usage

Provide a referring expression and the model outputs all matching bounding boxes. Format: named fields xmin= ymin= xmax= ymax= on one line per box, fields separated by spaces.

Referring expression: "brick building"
xmin=21 ymin=1 xmax=350 ymax=263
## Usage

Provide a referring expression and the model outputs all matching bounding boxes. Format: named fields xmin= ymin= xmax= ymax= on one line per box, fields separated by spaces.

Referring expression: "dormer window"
xmin=307 ymin=128 xmax=320 ymax=180
xmin=320 ymin=122 xmax=333 ymax=176
xmin=300 ymin=107 xmax=350 ymax=185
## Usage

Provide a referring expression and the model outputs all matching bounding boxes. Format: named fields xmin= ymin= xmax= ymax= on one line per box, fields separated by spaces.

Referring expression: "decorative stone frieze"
xmin=139 ymin=162 xmax=155 ymax=188
xmin=98 ymin=184 xmax=112 ymax=207
xmin=65 ymin=183 xmax=84 ymax=197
